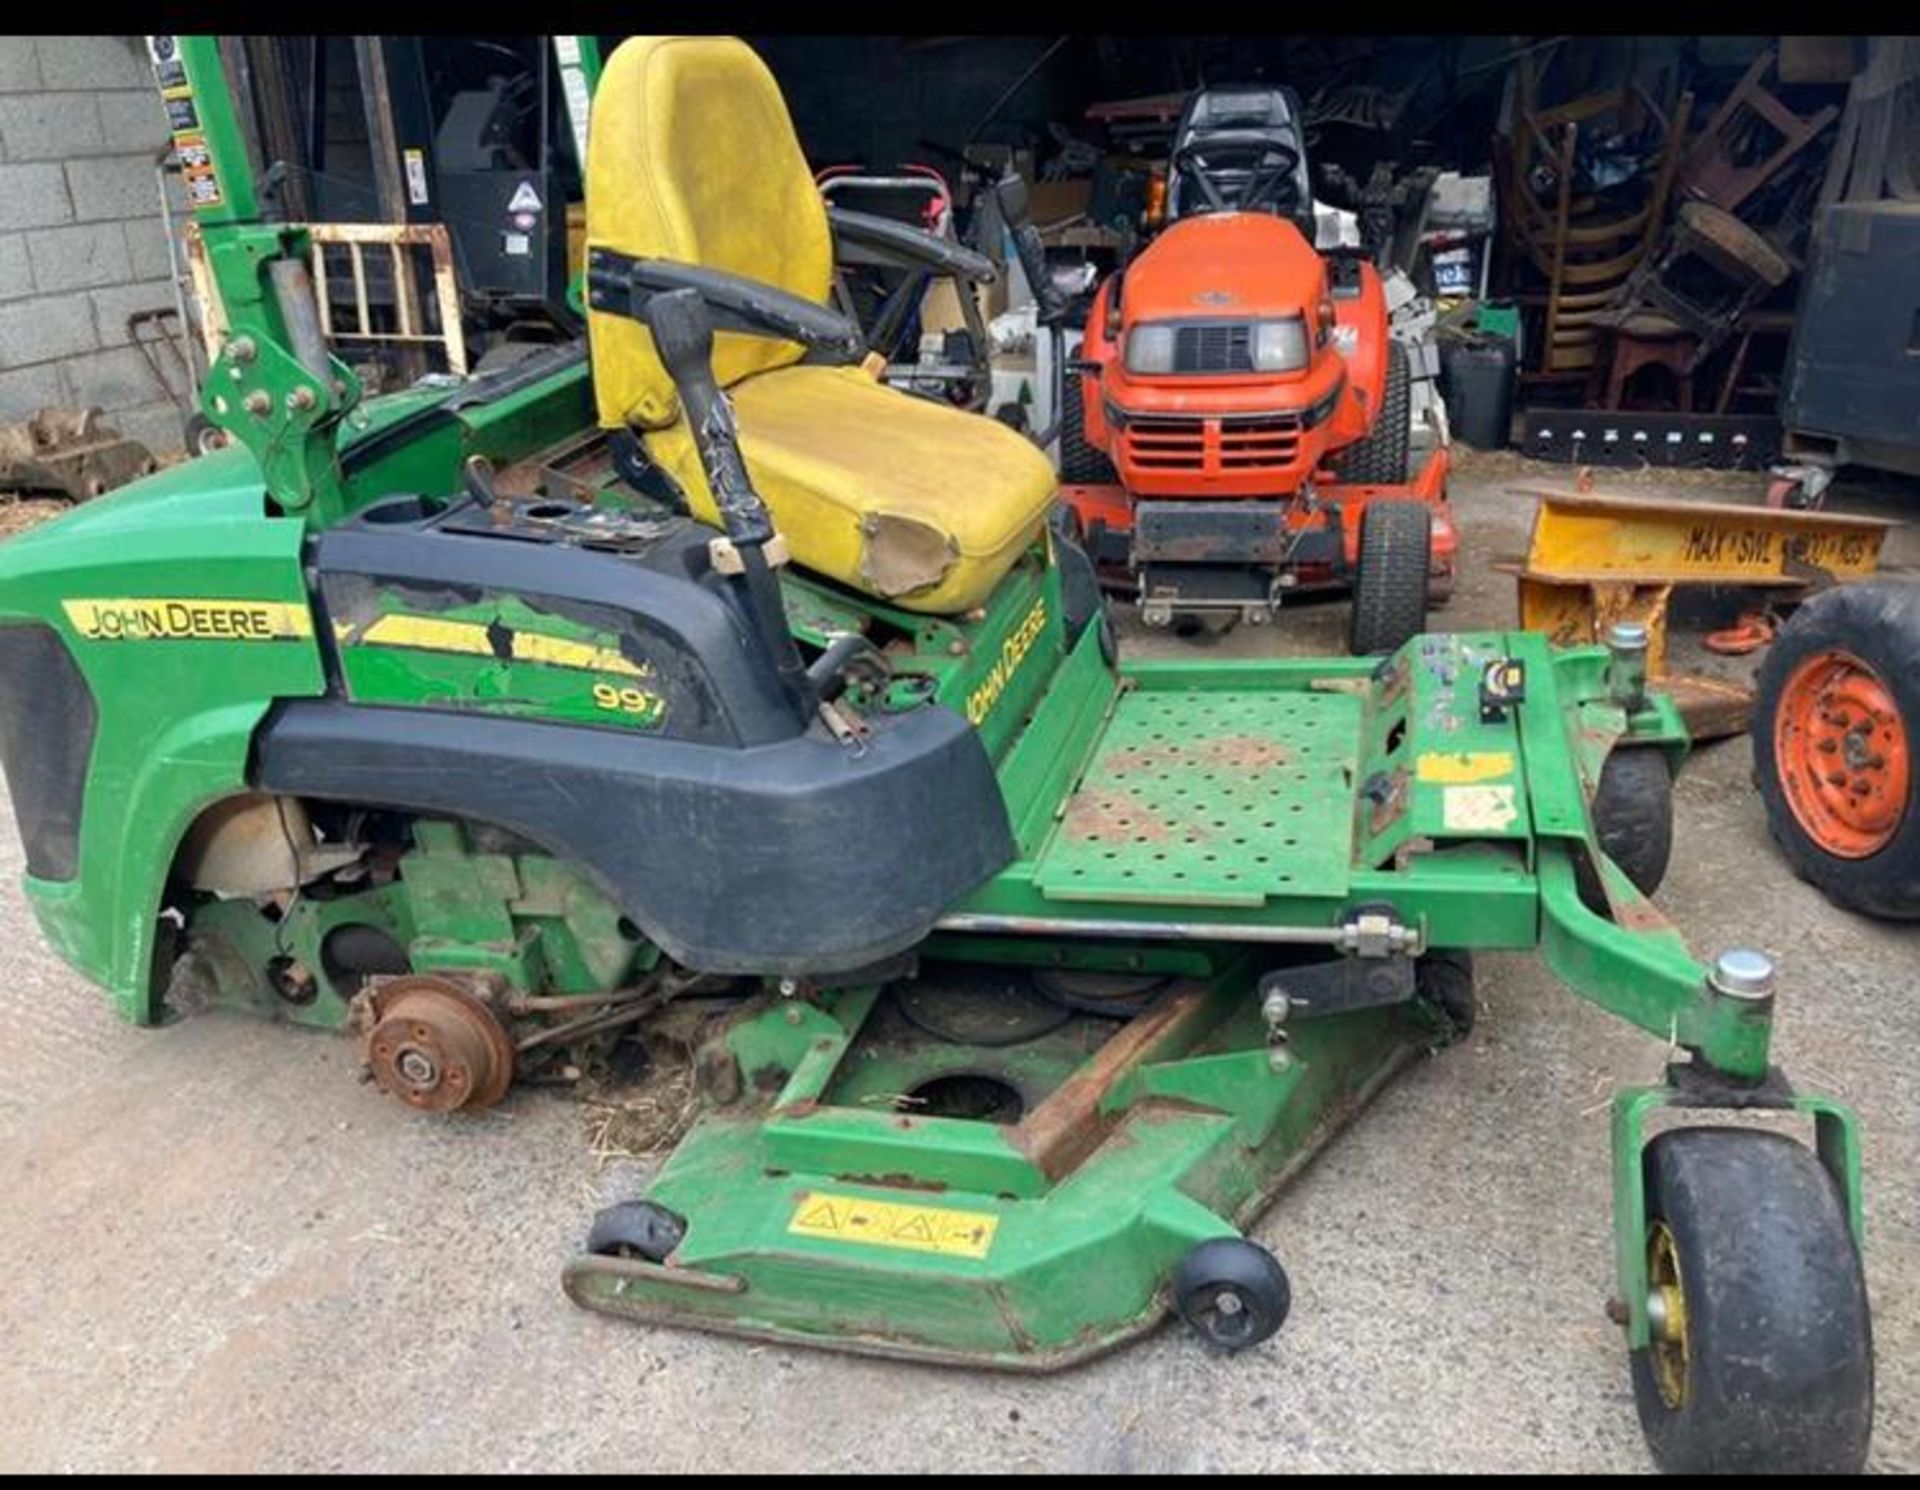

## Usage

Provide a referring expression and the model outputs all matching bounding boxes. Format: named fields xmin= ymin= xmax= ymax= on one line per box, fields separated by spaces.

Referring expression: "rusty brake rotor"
xmin=362 ymin=973 xmax=515 ymax=1112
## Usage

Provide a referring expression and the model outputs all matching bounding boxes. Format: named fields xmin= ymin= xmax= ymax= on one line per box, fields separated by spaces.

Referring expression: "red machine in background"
xmin=1058 ymin=86 xmax=1455 ymax=650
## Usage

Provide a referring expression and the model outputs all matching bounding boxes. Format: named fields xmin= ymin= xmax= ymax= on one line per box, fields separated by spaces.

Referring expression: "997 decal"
xmin=592 ymin=680 xmax=668 ymax=729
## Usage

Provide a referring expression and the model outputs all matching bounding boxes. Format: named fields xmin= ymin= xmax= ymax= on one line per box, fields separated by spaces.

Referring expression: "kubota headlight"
xmin=1124 ymin=324 xmax=1177 ymax=375
xmin=1250 ymin=317 xmax=1310 ymax=372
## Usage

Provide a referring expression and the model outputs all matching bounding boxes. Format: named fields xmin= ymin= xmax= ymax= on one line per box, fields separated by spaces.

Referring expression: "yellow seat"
xmin=585 ymin=35 xmax=1057 ymax=614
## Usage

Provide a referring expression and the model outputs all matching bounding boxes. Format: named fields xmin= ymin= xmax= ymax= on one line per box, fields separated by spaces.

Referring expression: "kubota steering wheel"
xmin=1171 ymin=131 xmax=1303 ymax=217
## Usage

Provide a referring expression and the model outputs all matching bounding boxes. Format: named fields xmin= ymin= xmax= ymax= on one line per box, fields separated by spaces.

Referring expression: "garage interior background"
xmin=0 ymin=34 xmax=1892 ymax=467
xmin=0 ymin=36 xmax=192 ymax=459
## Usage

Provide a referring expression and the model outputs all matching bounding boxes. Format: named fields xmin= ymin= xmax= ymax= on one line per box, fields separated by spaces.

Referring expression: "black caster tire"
xmin=1348 ymin=499 xmax=1431 ymax=656
xmin=1629 ymin=1127 xmax=1873 ymax=1475
xmin=1753 ymin=577 xmax=1920 ymax=919
xmin=1172 ymin=1237 xmax=1291 ymax=1352
xmin=585 ymin=1199 xmax=688 ymax=1263
xmin=1414 ymin=948 xmax=1476 ymax=1041
xmin=1586 ymin=747 xmax=1675 ymax=903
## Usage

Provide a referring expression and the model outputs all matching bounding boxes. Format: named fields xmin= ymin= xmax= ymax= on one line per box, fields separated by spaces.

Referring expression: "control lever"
xmin=463 ymin=454 xmax=502 ymax=511
xmin=640 ymin=288 xmax=818 ymax=724
xmin=806 ymin=632 xmax=892 ymax=703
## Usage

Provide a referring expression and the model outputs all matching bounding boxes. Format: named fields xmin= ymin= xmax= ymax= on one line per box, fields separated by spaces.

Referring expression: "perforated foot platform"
xmin=1033 ymin=689 xmax=1362 ymax=906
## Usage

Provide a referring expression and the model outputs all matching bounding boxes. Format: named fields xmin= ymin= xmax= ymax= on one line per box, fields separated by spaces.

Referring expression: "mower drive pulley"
xmin=360 ymin=973 xmax=515 ymax=1112
xmin=1032 ymin=968 xmax=1173 ymax=1018
xmin=893 ymin=965 xmax=1072 ymax=1047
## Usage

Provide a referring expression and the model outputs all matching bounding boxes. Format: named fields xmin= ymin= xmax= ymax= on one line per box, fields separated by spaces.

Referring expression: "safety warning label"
xmin=787 ymin=1191 xmax=999 ymax=1259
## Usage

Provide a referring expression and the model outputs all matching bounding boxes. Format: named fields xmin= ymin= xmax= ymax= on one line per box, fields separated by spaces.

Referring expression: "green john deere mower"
xmin=0 ymin=35 xmax=1873 ymax=1472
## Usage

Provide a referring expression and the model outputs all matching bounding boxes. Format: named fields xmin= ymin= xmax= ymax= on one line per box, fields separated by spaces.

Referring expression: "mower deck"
xmin=564 ymin=968 xmax=1435 ymax=1368
xmin=561 ymin=629 xmax=1730 ymax=1366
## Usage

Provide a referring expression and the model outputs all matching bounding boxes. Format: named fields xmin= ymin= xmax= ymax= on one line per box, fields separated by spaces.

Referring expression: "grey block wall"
xmin=0 ymin=36 xmax=188 ymax=457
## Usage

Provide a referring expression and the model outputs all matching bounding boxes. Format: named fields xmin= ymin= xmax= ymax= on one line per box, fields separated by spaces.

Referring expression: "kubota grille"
xmin=1172 ymin=322 xmax=1255 ymax=374
xmin=1120 ymin=412 xmax=1303 ymax=473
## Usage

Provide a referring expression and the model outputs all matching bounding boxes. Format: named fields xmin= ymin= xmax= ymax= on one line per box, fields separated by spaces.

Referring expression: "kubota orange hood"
xmin=1119 ymin=212 xmax=1325 ymax=323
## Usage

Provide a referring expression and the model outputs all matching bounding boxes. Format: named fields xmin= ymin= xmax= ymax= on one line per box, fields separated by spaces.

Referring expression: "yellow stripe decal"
xmin=356 ymin=614 xmax=646 ymax=677
xmin=63 ymin=598 xmax=312 ymax=642
xmin=787 ymin=1191 xmax=999 ymax=1260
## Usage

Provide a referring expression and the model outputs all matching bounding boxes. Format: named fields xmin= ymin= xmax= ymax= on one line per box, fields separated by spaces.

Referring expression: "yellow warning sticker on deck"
xmin=787 ymin=1191 xmax=999 ymax=1260
xmin=1442 ymin=783 xmax=1520 ymax=832
xmin=1416 ymin=750 xmax=1515 ymax=784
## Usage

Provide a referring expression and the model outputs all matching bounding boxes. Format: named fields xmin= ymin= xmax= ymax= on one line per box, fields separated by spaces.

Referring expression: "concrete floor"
xmin=0 ymin=453 xmax=1915 ymax=1472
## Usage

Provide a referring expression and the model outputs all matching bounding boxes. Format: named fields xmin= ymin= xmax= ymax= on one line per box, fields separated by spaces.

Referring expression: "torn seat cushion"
xmin=646 ymin=364 xmax=1059 ymax=614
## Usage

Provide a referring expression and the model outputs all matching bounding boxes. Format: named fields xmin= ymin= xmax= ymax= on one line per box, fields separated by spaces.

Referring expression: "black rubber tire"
xmin=585 ymin=1199 xmax=687 ymax=1263
xmin=1172 ymin=1237 xmax=1292 ymax=1352
xmin=1589 ymin=747 xmax=1675 ymax=899
xmin=1347 ymin=499 xmax=1431 ymax=655
xmin=1331 ymin=339 xmax=1411 ymax=484
xmin=1629 ymin=1127 xmax=1873 ymax=1475
xmin=1752 ymin=578 xmax=1920 ymax=920
xmin=1058 ymin=368 xmax=1119 ymax=485
xmin=1413 ymin=948 xmax=1476 ymax=1041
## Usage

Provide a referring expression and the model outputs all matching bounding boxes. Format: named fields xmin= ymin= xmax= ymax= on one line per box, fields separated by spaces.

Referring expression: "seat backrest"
xmin=1167 ymin=85 xmax=1314 ymax=234
xmin=586 ymin=36 xmax=833 ymax=429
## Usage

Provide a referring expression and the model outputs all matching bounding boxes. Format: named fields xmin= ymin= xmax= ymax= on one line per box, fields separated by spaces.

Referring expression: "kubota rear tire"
xmin=1348 ymin=499 xmax=1430 ymax=655
xmin=1332 ymin=339 xmax=1412 ymax=485
xmin=1753 ymin=578 xmax=1920 ymax=919
xmin=1058 ymin=369 xmax=1119 ymax=484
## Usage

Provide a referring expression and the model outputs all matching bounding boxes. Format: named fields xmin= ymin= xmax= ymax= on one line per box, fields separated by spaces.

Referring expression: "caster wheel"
xmin=1172 ymin=1237 xmax=1291 ymax=1352
xmin=585 ymin=1199 xmax=688 ymax=1263
xmin=1629 ymin=1127 xmax=1873 ymax=1474
xmin=1243 ymin=605 xmax=1272 ymax=627
xmin=1141 ymin=603 xmax=1174 ymax=629
xmin=1577 ymin=747 xmax=1675 ymax=915
xmin=1413 ymin=948 xmax=1475 ymax=1041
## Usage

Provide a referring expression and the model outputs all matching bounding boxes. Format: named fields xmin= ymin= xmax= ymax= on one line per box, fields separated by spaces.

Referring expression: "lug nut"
xmin=242 ymin=390 xmax=271 ymax=416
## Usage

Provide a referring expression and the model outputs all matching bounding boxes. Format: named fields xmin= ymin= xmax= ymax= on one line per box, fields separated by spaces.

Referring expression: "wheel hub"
xmin=362 ymin=974 xmax=515 ymax=1112
xmin=1646 ymin=1221 xmax=1690 ymax=1410
xmin=1774 ymin=649 xmax=1910 ymax=858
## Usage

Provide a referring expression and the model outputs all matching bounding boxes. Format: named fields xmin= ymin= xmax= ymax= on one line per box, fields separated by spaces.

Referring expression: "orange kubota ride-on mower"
xmin=1059 ymin=86 xmax=1456 ymax=651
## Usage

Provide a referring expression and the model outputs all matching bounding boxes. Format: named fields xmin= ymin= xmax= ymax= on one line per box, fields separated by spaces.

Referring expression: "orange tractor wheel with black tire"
xmin=1754 ymin=578 xmax=1920 ymax=919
